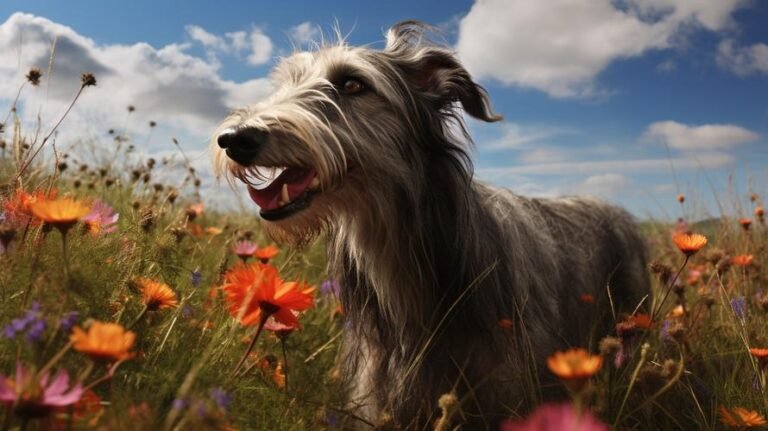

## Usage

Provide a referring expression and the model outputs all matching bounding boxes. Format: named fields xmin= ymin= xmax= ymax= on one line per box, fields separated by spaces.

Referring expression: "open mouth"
xmin=245 ymin=167 xmax=319 ymax=221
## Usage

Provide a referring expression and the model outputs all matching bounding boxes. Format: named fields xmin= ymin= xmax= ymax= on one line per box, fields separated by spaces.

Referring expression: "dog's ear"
xmin=385 ymin=21 xmax=502 ymax=123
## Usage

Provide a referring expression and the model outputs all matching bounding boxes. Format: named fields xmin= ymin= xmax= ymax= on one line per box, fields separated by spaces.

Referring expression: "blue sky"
xmin=1 ymin=0 xmax=767 ymax=219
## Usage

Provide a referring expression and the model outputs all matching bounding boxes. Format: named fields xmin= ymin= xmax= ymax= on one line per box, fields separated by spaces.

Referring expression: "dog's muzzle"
xmin=217 ymin=127 xmax=269 ymax=166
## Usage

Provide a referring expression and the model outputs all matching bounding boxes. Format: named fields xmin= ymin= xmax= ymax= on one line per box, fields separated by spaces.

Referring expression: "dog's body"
xmin=214 ymin=21 xmax=649 ymax=429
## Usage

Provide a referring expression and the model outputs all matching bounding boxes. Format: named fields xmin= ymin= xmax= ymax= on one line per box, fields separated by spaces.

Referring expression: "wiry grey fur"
xmin=213 ymin=21 xmax=650 ymax=430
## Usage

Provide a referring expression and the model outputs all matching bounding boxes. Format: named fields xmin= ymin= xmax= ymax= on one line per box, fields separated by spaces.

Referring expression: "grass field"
xmin=1 ymin=71 xmax=767 ymax=430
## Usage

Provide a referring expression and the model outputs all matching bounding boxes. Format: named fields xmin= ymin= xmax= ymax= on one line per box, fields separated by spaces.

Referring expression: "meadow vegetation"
xmin=1 ymin=68 xmax=767 ymax=430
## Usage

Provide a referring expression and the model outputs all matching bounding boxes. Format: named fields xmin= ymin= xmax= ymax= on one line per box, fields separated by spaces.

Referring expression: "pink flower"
xmin=501 ymin=403 xmax=608 ymax=431
xmin=82 ymin=200 xmax=119 ymax=235
xmin=233 ymin=240 xmax=259 ymax=261
xmin=0 ymin=362 xmax=84 ymax=419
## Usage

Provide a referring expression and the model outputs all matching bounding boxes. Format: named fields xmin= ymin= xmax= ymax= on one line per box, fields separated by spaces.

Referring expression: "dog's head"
xmin=213 ymin=21 xmax=500 ymax=244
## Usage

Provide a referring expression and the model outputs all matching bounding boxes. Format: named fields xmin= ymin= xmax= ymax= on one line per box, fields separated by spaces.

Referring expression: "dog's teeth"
xmin=281 ymin=183 xmax=290 ymax=203
xmin=309 ymin=177 xmax=320 ymax=190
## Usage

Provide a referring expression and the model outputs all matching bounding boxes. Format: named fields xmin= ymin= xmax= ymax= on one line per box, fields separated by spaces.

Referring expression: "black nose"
xmin=217 ymin=127 xmax=269 ymax=166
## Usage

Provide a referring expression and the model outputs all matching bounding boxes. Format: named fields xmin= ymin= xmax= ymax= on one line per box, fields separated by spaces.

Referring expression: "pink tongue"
xmin=248 ymin=168 xmax=316 ymax=211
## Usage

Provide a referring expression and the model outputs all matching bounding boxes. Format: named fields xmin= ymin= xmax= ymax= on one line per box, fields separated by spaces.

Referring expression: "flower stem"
xmin=651 ymin=255 xmax=689 ymax=322
xmin=61 ymin=230 xmax=70 ymax=281
xmin=127 ymin=306 xmax=149 ymax=330
xmin=231 ymin=313 xmax=271 ymax=377
xmin=281 ymin=337 xmax=289 ymax=393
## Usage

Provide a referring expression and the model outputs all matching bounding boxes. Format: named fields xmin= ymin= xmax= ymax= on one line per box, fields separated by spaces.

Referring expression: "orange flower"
xmin=732 ymin=255 xmax=754 ymax=267
xmin=756 ymin=207 xmax=765 ymax=218
xmin=136 ymin=278 xmax=178 ymax=310
xmin=676 ymin=194 xmax=685 ymax=203
xmin=547 ymin=348 xmax=602 ymax=384
xmin=740 ymin=218 xmax=753 ymax=231
xmin=750 ymin=348 xmax=768 ymax=359
xmin=254 ymin=244 xmax=279 ymax=263
xmin=221 ymin=263 xmax=314 ymax=327
xmin=204 ymin=226 xmax=223 ymax=235
xmin=2 ymin=188 xmax=56 ymax=225
xmin=29 ymin=197 xmax=91 ymax=233
xmin=672 ymin=232 xmax=707 ymax=257
xmin=616 ymin=313 xmax=653 ymax=337
xmin=719 ymin=406 xmax=767 ymax=428
xmin=70 ymin=321 xmax=136 ymax=361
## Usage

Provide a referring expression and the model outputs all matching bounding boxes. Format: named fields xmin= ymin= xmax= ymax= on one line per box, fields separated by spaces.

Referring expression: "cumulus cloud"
xmin=289 ymin=22 xmax=321 ymax=46
xmin=247 ymin=30 xmax=273 ymax=65
xmin=185 ymin=24 xmax=273 ymax=66
xmin=643 ymin=121 xmax=759 ymax=151
xmin=457 ymin=0 xmax=748 ymax=97
xmin=717 ymin=39 xmax=768 ymax=76
xmin=573 ymin=173 xmax=629 ymax=198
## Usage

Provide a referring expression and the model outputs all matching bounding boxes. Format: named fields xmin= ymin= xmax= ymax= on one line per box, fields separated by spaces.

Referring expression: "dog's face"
xmin=213 ymin=22 xmax=500 ymax=244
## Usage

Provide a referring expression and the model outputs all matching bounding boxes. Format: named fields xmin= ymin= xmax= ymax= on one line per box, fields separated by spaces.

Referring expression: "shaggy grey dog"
xmin=213 ymin=21 xmax=649 ymax=430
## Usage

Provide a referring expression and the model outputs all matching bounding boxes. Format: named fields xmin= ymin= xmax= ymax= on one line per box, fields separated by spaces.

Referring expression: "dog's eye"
xmin=340 ymin=78 xmax=365 ymax=95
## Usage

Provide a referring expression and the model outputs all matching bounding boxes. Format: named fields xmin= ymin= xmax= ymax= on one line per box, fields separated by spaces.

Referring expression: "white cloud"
xmin=456 ymin=0 xmax=748 ymax=97
xmin=573 ymin=173 xmax=629 ymax=198
xmin=478 ymin=152 xmax=734 ymax=178
xmin=643 ymin=121 xmax=759 ymax=151
xmin=717 ymin=39 xmax=768 ymax=76
xmin=289 ymin=22 xmax=320 ymax=46
xmin=482 ymin=122 xmax=574 ymax=151
xmin=186 ymin=25 xmax=228 ymax=51
xmin=247 ymin=30 xmax=273 ymax=65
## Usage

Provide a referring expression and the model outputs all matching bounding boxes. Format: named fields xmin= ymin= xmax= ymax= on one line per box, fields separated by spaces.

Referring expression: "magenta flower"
xmin=501 ymin=403 xmax=608 ymax=431
xmin=232 ymin=240 xmax=258 ymax=261
xmin=0 ymin=363 xmax=84 ymax=419
xmin=82 ymin=200 xmax=119 ymax=235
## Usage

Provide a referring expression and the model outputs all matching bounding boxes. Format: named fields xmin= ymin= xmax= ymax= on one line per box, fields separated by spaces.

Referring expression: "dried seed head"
xmin=0 ymin=122 xmax=5 ymax=134
xmin=127 ymin=105 xmax=135 ymax=113
xmin=108 ymin=129 xmax=115 ymax=135
xmin=80 ymin=72 xmax=97 ymax=87
xmin=599 ymin=336 xmax=622 ymax=356
xmin=149 ymin=121 xmax=157 ymax=128
xmin=0 ymin=224 xmax=17 ymax=249
xmin=147 ymin=158 xmax=156 ymax=169
xmin=650 ymin=261 xmax=674 ymax=285
xmin=153 ymin=183 xmax=164 ymax=192
xmin=25 ymin=68 xmax=42 ymax=86
xmin=131 ymin=170 xmax=142 ymax=182
xmin=0 ymin=140 xmax=6 ymax=150
xmin=105 ymin=177 xmax=115 ymax=187
xmin=57 ymin=162 xmax=68 ymax=171
xmin=142 ymin=173 xmax=151 ymax=183
xmin=73 ymin=179 xmax=81 ymax=189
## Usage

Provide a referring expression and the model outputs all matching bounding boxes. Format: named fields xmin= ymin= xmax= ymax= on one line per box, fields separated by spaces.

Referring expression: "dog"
xmin=213 ymin=21 xmax=649 ymax=429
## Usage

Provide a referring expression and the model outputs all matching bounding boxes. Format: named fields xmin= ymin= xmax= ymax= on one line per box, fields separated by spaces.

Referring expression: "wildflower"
xmin=669 ymin=305 xmax=684 ymax=318
xmin=255 ymin=244 xmax=279 ymax=263
xmin=70 ymin=321 xmax=136 ymax=362
xmin=80 ymin=72 xmax=97 ymax=87
xmin=29 ymin=197 xmax=91 ymax=234
xmin=136 ymin=278 xmax=178 ymax=311
xmin=676 ymin=194 xmax=685 ymax=204
xmin=186 ymin=203 xmax=204 ymax=220
xmin=209 ymin=388 xmax=232 ymax=411
xmin=750 ymin=348 xmax=768 ymax=369
xmin=739 ymin=218 xmax=753 ymax=231
xmin=59 ymin=311 xmax=80 ymax=332
xmin=731 ymin=296 xmax=748 ymax=320
xmin=732 ymin=255 xmax=755 ymax=267
xmin=2 ymin=188 xmax=56 ymax=226
xmin=501 ymin=403 xmax=608 ymax=431
xmin=25 ymin=68 xmax=42 ymax=86
xmin=3 ymin=302 xmax=46 ymax=342
xmin=55 ymin=389 xmax=103 ymax=428
xmin=672 ymin=232 xmax=707 ymax=257
xmin=264 ymin=315 xmax=299 ymax=339
xmin=222 ymin=263 xmax=314 ymax=327
xmin=82 ymin=200 xmax=119 ymax=235
xmin=756 ymin=206 xmax=765 ymax=222
xmin=0 ymin=363 xmax=83 ymax=420
xmin=719 ymin=406 xmax=767 ymax=428
xmin=190 ymin=270 xmax=203 ymax=287
xmin=616 ymin=313 xmax=653 ymax=336
xmin=320 ymin=279 xmax=341 ymax=297
xmin=233 ymin=240 xmax=258 ymax=261
xmin=547 ymin=348 xmax=602 ymax=392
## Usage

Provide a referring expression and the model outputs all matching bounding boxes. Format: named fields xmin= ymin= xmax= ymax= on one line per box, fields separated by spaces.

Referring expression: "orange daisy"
xmin=676 ymin=194 xmax=685 ymax=204
xmin=756 ymin=206 xmax=765 ymax=220
xmin=136 ymin=278 xmax=178 ymax=311
xmin=254 ymin=244 xmax=280 ymax=263
xmin=732 ymin=255 xmax=755 ymax=267
xmin=70 ymin=321 xmax=136 ymax=362
xmin=1 ymin=188 xmax=56 ymax=226
xmin=29 ymin=197 xmax=91 ymax=233
xmin=719 ymin=406 xmax=767 ymax=428
xmin=547 ymin=348 xmax=602 ymax=392
xmin=750 ymin=348 xmax=768 ymax=369
xmin=672 ymin=232 xmax=707 ymax=257
xmin=740 ymin=218 xmax=753 ymax=231
xmin=221 ymin=263 xmax=314 ymax=327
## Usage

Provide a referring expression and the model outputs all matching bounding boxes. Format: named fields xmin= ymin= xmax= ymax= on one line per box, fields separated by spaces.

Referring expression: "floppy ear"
xmin=385 ymin=21 xmax=502 ymax=123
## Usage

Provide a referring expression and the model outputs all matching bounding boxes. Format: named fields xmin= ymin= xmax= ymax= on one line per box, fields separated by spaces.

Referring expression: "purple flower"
xmin=660 ymin=319 xmax=672 ymax=342
xmin=209 ymin=387 xmax=232 ymax=411
xmin=3 ymin=302 xmax=46 ymax=341
xmin=0 ymin=363 xmax=83 ymax=419
xmin=501 ymin=403 xmax=608 ymax=431
xmin=181 ymin=304 xmax=194 ymax=318
xmin=82 ymin=200 xmax=119 ymax=235
xmin=172 ymin=398 xmax=188 ymax=411
xmin=731 ymin=296 xmax=747 ymax=320
xmin=59 ymin=311 xmax=80 ymax=332
xmin=320 ymin=279 xmax=340 ymax=297
xmin=190 ymin=271 xmax=203 ymax=287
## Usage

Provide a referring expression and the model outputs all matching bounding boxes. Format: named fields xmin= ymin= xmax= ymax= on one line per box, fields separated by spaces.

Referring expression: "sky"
xmin=0 ymin=0 xmax=767 ymax=220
